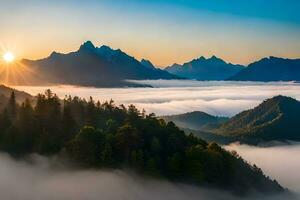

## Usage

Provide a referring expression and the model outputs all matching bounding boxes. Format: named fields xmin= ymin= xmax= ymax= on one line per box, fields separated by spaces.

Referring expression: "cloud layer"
xmin=225 ymin=142 xmax=300 ymax=193
xmin=0 ymin=153 xmax=296 ymax=200
xmin=16 ymin=80 xmax=300 ymax=116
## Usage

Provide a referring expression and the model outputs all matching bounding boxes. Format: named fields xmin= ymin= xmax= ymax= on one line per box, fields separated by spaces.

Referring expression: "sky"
xmin=0 ymin=0 xmax=300 ymax=66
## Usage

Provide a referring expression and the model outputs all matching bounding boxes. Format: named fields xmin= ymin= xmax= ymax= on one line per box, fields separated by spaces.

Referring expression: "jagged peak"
xmin=189 ymin=55 xmax=224 ymax=63
xmin=171 ymin=63 xmax=181 ymax=67
xmin=97 ymin=45 xmax=126 ymax=60
xmin=141 ymin=59 xmax=155 ymax=69
xmin=79 ymin=41 xmax=96 ymax=51
xmin=208 ymin=55 xmax=225 ymax=62
xmin=98 ymin=45 xmax=127 ymax=55
xmin=50 ymin=51 xmax=61 ymax=57
xmin=198 ymin=56 xmax=206 ymax=60
xmin=141 ymin=58 xmax=150 ymax=63
xmin=99 ymin=45 xmax=113 ymax=51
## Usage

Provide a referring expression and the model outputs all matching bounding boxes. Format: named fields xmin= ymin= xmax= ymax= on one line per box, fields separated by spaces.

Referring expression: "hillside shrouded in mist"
xmin=225 ymin=143 xmax=300 ymax=194
xmin=0 ymin=152 xmax=297 ymax=200
xmin=0 ymin=88 xmax=288 ymax=198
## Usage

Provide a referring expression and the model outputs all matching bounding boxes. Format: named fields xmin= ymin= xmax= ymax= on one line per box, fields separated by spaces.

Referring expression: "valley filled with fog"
xmin=11 ymin=80 xmax=300 ymax=199
xmin=15 ymin=80 xmax=300 ymax=116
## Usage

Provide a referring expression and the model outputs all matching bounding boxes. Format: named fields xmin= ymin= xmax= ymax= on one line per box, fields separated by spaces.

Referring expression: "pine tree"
xmin=85 ymin=97 xmax=97 ymax=126
xmin=62 ymin=100 xmax=77 ymax=143
xmin=0 ymin=109 xmax=11 ymax=142
xmin=7 ymin=91 xmax=17 ymax=120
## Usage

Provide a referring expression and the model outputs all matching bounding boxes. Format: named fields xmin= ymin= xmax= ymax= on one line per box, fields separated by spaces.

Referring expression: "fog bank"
xmin=15 ymin=80 xmax=300 ymax=117
xmin=225 ymin=142 xmax=300 ymax=194
xmin=0 ymin=153 xmax=295 ymax=200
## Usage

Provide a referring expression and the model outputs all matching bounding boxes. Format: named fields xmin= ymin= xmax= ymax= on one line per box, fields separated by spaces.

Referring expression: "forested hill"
xmin=0 ymin=89 xmax=285 ymax=196
xmin=0 ymin=85 xmax=32 ymax=102
xmin=0 ymin=85 xmax=33 ymax=111
xmin=212 ymin=95 xmax=300 ymax=142
xmin=177 ymin=96 xmax=300 ymax=145
xmin=161 ymin=111 xmax=228 ymax=131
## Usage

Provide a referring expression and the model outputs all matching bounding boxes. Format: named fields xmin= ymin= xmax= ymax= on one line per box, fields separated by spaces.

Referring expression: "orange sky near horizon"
xmin=2 ymin=37 xmax=300 ymax=68
xmin=1 ymin=1 xmax=300 ymax=67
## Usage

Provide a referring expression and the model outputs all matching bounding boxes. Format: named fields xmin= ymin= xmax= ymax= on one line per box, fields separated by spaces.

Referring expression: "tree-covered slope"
xmin=212 ymin=95 xmax=300 ymax=142
xmin=0 ymin=90 xmax=284 ymax=195
xmin=0 ymin=85 xmax=33 ymax=111
xmin=229 ymin=57 xmax=300 ymax=81
xmin=164 ymin=96 xmax=300 ymax=145
xmin=161 ymin=111 xmax=228 ymax=131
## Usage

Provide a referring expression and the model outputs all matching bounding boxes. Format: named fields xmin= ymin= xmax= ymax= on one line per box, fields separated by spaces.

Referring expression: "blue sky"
xmin=1 ymin=0 xmax=299 ymax=66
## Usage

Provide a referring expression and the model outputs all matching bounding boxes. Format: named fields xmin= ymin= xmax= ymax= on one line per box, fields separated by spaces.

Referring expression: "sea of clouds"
xmin=6 ymin=80 xmax=300 ymax=199
xmin=16 ymin=80 xmax=300 ymax=117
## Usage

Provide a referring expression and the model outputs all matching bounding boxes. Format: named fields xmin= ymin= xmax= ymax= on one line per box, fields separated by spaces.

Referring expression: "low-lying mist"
xmin=0 ymin=150 xmax=298 ymax=200
xmin=225 ymin=142 xmax=300 ymax=194
xmin=15 ymin=80 xmax=300 ymax=117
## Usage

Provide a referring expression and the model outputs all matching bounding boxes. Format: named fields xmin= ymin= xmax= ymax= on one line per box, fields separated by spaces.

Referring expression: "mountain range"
xmin=229 ymin=56 xmax=300 ymax=81
xmin=3 ymin=41 xmax=298 ymax=87
xmin=165 ymin=56 xmax=300 ymax=81
xmin=165 ymin=96 xmax=300 ymax=144
xmin=20 ymin=41 xmax=179 ymax=87
xmin=165 ymin=56 xmax=244 ymax=80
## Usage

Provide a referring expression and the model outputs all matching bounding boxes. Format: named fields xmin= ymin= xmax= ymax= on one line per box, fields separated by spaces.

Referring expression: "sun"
xmin=3 ymin=52 xmax=15 ymax=63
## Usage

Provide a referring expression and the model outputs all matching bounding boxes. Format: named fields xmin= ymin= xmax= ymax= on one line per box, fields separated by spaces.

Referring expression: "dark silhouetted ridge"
xmin=79 ymin=40 xmax=96 ymax=51
xmin=20 ymin=41 xmax=179 ymax=87
xmin=140 ymin=59 xmax=156 ymax=69
xmin=165 ymin=56 xmax=244 ymax=80
xmin=229 ymin=57 xmax=300 ymax=81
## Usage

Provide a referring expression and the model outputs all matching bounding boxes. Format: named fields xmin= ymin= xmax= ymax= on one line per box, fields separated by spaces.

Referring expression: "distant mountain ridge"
xmin=8 ymin=40 xmax=300 ymax=86
xmin=165 ymin=56 xmax=244 ymax=80
xmin=20 ymin=41 xmax=179 ymax=87
xmin=229 ymin=56 xmax=300 ymax=81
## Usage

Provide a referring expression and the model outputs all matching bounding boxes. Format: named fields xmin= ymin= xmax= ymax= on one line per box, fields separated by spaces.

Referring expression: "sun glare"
xmin=3 ymin=52 xmax=15 ymax=63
